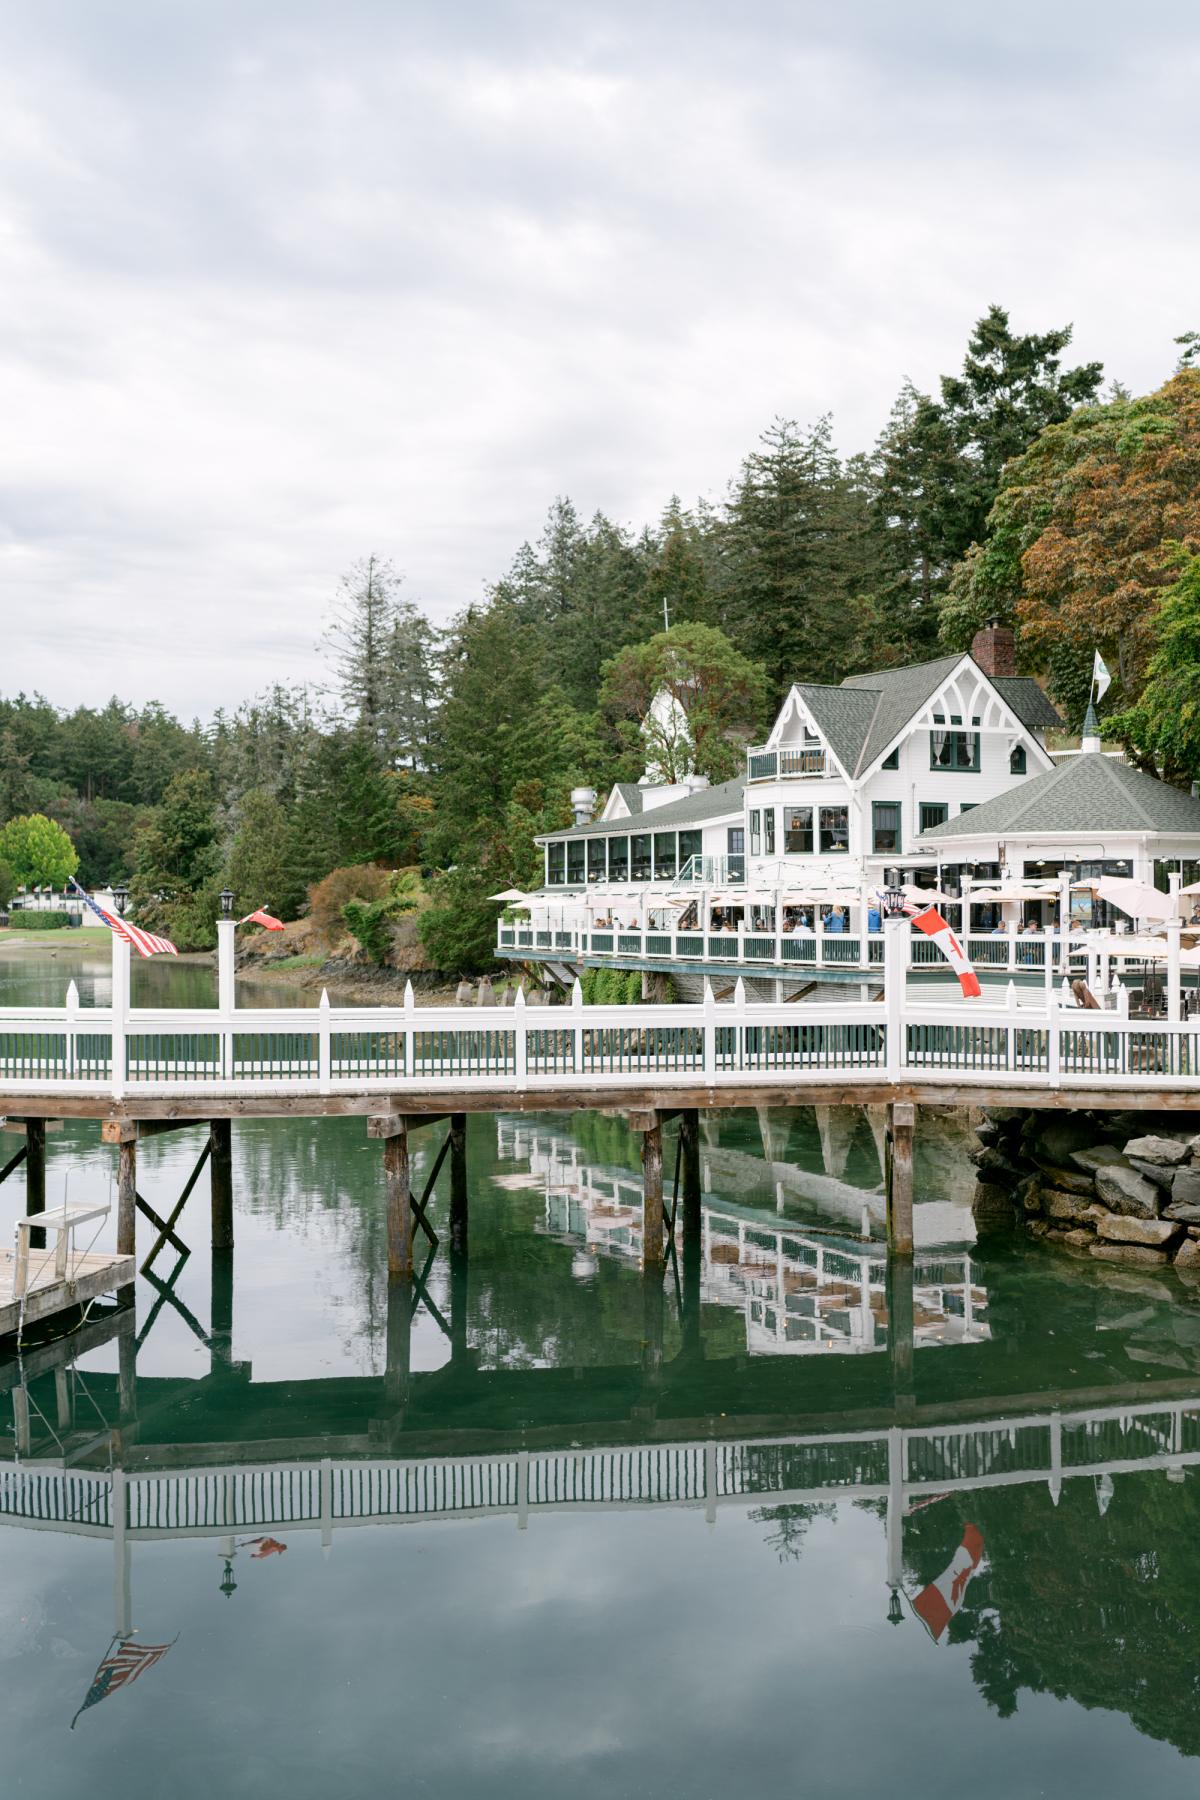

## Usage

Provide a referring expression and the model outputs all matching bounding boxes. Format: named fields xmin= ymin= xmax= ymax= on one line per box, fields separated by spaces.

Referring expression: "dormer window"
xmin=1010 ymin=743 xmax=1027 ymax=774
xmin=930 ymin=714 xmax=980 ymax=772
xmin=881 ymin=747 xmax=899 ymax=770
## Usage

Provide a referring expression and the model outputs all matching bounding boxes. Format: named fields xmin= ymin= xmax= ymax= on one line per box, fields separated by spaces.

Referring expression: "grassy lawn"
xmin=0 ymin=925 xmax=113 ymax=946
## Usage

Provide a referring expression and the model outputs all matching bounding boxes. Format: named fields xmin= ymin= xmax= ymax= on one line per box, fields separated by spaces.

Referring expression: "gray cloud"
xmin=1 ymin=1 xmax=1197 ymax=713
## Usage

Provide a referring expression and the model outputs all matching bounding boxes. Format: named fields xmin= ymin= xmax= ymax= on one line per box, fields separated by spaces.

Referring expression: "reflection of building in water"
xmin=497 ymin=1120 xmax=988 ymax=1355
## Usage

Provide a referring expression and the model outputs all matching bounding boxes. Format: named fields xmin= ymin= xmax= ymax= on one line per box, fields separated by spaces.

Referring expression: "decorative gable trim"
xmin=861 ymin=656 xmax=1054 ymax=781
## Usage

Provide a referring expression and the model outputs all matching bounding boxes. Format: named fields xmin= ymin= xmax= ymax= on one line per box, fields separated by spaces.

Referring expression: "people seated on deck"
xmin=867 ymin=903 xmax=881 ymax=932
xmin=825 ymin=907 xmax=845 ymax=933
xmin=1191 ymin=903 xmax=1200 ymax=926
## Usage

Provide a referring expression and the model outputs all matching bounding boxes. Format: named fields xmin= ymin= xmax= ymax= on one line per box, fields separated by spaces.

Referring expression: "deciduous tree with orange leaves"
xmin=940 ymin=372 xmax=1200 ymax=725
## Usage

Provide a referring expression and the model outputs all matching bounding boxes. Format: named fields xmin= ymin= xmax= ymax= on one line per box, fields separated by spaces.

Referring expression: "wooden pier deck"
xmin=0 ymin=1246 xmax=136 ymax=1336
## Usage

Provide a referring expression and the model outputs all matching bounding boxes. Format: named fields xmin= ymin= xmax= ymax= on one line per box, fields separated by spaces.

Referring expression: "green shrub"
xmin=0 ymin=859 xmax=14 ymax=908
xmin=580 ymin=968 xmax=600 ymax=1005
xmin=623 ymin=969 xmax=644 ymax=1005
xmin=7 ymin=910 xmax=71 ymax=930
xmin=342 ymin=870 xmax=423 ymax=966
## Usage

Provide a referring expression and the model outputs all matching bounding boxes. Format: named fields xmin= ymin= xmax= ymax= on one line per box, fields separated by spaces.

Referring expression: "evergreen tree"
xmin=224 ymin=788 xmax=307 ymax=920
xmin=721 ymin=416 xmax=866 ymax=692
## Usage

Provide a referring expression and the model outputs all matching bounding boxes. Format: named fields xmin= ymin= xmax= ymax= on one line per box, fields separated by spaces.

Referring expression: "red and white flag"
xmin=908 ymin=905 xmax=982 ymax=999
xmin=912 ymin=1523 xmax=984 ymax=1642
xmin=238 ymin=907 xmax=286 ymax=931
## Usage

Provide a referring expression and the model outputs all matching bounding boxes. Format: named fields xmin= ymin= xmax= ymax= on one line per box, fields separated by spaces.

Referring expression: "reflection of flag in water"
xmin=912 ymin=1524 xmax=984 ymax=1642
xmin=246 ymin=1536 xmax=288 ymax=1558
xmin=71 ymin=1635 xmax=176 ymax=1728
xmin=906 ymin=904 xmax=982 ymax=999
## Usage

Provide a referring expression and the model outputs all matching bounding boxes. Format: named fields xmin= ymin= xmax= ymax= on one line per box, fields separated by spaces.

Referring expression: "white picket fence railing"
xmin=0 ymin=923 xmax=1192 ymax=1099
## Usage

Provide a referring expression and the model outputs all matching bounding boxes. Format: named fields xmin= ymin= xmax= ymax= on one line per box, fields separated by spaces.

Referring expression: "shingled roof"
xmin=538 ymin=775 xmax=745 ymax=842
xmin=793 ymin=655 xmax=1062 ymax=779
xmin=918 ymin=754 xmax=1200 ymax=841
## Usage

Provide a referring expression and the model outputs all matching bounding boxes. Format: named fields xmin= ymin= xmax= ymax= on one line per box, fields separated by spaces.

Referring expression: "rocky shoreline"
xmin=972 ymin=1109 xmax=1200 ymax=1273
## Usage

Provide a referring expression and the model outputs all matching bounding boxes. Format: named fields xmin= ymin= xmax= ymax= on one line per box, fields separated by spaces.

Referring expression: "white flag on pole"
xmin=1093 ymin=649 xmax=1112 ymax=703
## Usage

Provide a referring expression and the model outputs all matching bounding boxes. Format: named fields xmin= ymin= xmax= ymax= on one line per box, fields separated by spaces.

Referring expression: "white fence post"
xmin=65 ymin=978 xmax=79 ymax=1081
xmin=110 ymin=933 xmax=130 ymax=1101
xmin=702 ymin=979 xmax=716 ymax=1080
xmin=514 ymin=984 xmax=528 ymax=1086
xmin=1047 ymin=986 xmax=1061 ymax=1085
xmin=734 ymin=976 xmax=747 ymax=1071
xmin=883 ymin=919 xmax=906 ymax=1080
xmin=571 ymin=976 xmax=584 ymax=1075
xmin=318 ymin=989 xmax=331 ymax=1093
xmin=1006 ymin=978 xmax=1018 ymax=1071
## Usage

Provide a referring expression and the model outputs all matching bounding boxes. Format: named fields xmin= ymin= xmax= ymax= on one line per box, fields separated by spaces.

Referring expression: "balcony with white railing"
xmin=497 ymin=918 xmax=1091 ymax=981
xmin=746 ymin=744 xmax=831 ymax=782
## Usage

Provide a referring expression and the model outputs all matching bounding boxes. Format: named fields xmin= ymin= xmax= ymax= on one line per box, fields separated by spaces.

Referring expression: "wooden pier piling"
xmin=117 ymin=1137 xmax=137 ymax=1257
xmin=209 ymin=1119 xmax=234 ymax=1250
xmin=375 ymin=1118 xmax=412 ymax=1278
xmin=886 ymin=1101 xmax=915 ymax=1256
xmin=24 ymin=1119 xmax=46 ymax=1251
xmin=449 ymin=1113 xmax=468 ymax=1253
xmin=640 ymin=1114 xmax=664 ymax=1266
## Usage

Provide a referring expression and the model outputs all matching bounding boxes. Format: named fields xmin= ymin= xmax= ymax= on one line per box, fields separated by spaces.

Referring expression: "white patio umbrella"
xmin=1078 ymin=876 xmax=1183 ymax=922
xmin=966 ymin=883 xmax=1061 ymax=903
xmin=488 ymin=887 xmax=530 ymax=904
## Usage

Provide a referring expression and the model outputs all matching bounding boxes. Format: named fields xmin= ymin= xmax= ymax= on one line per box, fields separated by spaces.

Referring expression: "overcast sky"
xmin=1 ymin=1 xmax=1196 ymax=719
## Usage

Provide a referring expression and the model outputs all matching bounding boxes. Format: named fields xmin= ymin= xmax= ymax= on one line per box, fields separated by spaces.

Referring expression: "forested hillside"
xmin=4 ymin=308 xmax=1199 ymax=969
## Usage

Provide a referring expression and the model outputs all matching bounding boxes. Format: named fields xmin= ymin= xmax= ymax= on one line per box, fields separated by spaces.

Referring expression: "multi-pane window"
xmin=631 ymin=834 xmax=652 ymax=880
xmin=820 ymin=806 xmax=850 ymax=853
xmin=726 ymin=827 xmax=745 ymax=879
xmin=919 ymin=802 xmax=949 ymax=834
xmin=930 ymin=714 xmax=981 ymax=771
xmin=881 ymin=747 xmax=900 ymax=770
xmin=547 ymin=843 xmax=566 ymax=885
xmin=567 ymin=839 xmax=586 ymax=884
xmin=749 ymin=810 xmax=761 ymax=857
xmin=872 ymin=802 xmax=901 ymax=853
xmin=607 ymin=836 xmax=629 ymax=880
xmin=785 ymin=807 xmax=813 ymax=853
xmin=764 ymin=808 xmax=776 ymax=854
xmin=678 ymin=829 xmax=702 ymax=871
xmin=1010 ymin=743 xmax=1027 ymax=774
xmin=587 ymin=838 xmax=607 ymax=882
xmin=654 ymin=832 xmax=677 ymax=880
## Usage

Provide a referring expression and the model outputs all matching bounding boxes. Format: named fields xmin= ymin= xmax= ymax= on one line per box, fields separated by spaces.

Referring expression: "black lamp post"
xmin=881 ymin=869 xmax=907 ymax=922
xmin=887 ymin=1587 xmax=905 ymax=1626
xmin=219 ymin=888 xmax=235 ymax=919
xmin=219 ymin=1557 xmax=238 ymax=1599
xmin=112 ymin=883 xmax=128 ymax=918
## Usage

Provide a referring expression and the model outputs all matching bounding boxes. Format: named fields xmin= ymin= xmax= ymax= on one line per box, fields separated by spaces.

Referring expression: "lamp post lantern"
xmin=112 ymin=883 xmax=129 ymax=918
xmin=219 ymin=888 xmax=235 ymax=919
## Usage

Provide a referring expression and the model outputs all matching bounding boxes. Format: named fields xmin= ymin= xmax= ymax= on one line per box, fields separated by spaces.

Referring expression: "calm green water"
xmin=3 ymin=947 xmax=1200 ymax=1798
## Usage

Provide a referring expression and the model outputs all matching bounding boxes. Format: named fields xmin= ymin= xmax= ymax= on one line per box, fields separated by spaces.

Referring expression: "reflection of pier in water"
xmin=499 ymin=1119 xmax=988 ymax=1355
xmin=2 ymin=1307 xmax=1197 ymax=1642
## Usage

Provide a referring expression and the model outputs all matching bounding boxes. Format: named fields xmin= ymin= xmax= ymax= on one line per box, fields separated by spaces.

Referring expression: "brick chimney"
xmin=971 ymin=618 xmax=1016 ymax=678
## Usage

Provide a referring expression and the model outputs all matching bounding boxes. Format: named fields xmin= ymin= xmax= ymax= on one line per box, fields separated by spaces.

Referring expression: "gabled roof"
xmin=604 ymin=782 xmax=644 ymax=819
xmin=792 ymin=654 xmax=1062 ymax=778
xmin=539 ymin=776 xmax=745 ymax=842
xmin=789 ymin=683 xmax=883 ymax=778
xmin=991 ymin=678 xmax=1063 ymax=732
xmin=918 ymin=754 xmax=1200 ymax=841
xmin=837 ymin=653 xmax=963 ymax=776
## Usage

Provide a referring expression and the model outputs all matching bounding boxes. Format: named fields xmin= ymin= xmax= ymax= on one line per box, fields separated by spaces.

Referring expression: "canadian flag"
xmin=907 ymin=905 xmax=982 ymax=999
xmin=912 ymin=1523 xmax=984 ymax=1642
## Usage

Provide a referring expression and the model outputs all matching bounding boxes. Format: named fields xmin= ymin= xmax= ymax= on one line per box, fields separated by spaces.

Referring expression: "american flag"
xmin=68 ymin=877 xmax=177 ymax=958
xmin=71 ymin=1635 xmax=176 ymax=1728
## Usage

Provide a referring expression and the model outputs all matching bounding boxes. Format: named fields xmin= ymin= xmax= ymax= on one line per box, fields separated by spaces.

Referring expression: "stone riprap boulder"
xmin=1094 ymin=1162 xmax=1161 ymax=1219
xmin=971 ymin=1107 xmax=1200 ymax=1272
xmin=1123 ymin=1135 xmax=1191 ymax=1166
